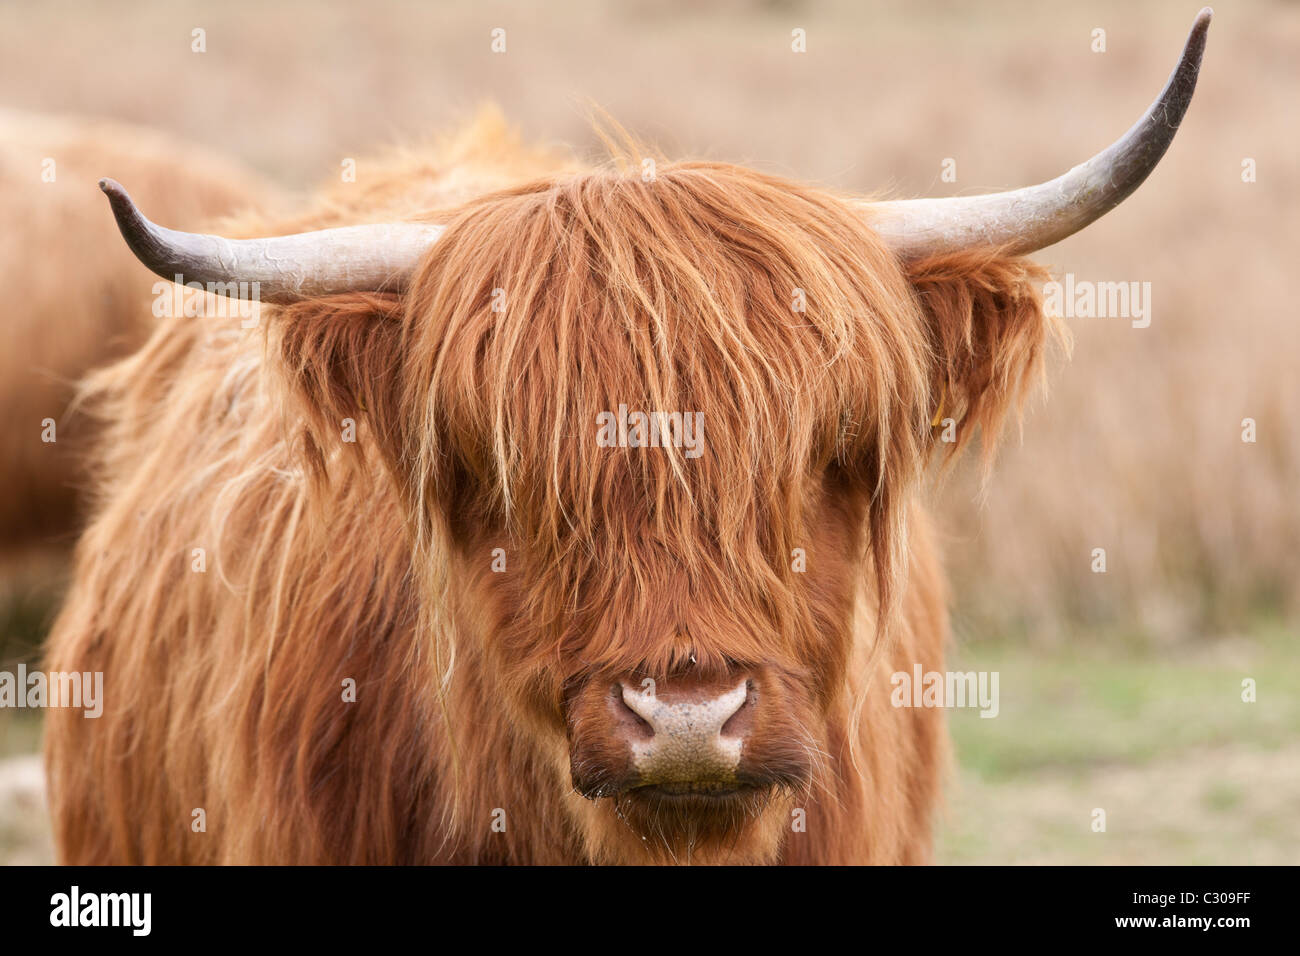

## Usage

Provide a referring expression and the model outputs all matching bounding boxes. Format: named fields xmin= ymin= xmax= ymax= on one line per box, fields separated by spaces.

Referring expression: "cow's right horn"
xmin=98 ymin=178 xmax=444 ymax=304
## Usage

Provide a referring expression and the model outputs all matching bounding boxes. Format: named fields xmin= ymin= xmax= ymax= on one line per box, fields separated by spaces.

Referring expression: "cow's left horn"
xmin=864 ymin=7 xmax=1211 ymax=259
xmin=98 ymin=178 xmax=444 ymax=304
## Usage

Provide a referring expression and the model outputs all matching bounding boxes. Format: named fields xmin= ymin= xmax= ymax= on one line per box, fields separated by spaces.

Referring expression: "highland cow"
xmin=43 ymin=13 xmax=1210 ymax=864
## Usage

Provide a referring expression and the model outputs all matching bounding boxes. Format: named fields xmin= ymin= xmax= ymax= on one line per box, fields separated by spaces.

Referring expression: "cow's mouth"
xmin=619 ymin=781 xmax=775 ymax=816
xmin=609 ymin=780 xmax=781 ymax=852
xmin=633 ymin=781 xmax=756 ymax=798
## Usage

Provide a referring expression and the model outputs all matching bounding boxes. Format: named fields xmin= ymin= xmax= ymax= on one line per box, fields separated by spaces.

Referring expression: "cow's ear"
xmin=903 ymin=251 xmax=1065 ymax=465
xmin=273 ymin=292 xmax=408 ymax=476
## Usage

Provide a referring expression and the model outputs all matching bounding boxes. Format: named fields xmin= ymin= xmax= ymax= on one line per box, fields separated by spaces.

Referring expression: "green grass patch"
xmin=946 ymin=625 xmax=1300 ymax=781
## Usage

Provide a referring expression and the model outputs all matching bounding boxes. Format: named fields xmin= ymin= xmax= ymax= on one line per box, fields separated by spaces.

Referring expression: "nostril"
xmin=612 ymin=682 xmax=654 ymax=737
xmin=719 ymin=679 xmax=756 ymax=739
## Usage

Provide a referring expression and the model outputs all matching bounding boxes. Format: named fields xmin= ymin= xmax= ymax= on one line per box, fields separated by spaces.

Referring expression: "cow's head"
xmin=99 ymin=12 xmax=1209 ymax=863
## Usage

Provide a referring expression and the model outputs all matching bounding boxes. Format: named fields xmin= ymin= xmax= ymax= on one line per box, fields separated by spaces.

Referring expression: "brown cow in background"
xmin=0 ymin=110 xmax=273 ymax=575
xmin=43 ymin=14 xmax=1209 ymax=864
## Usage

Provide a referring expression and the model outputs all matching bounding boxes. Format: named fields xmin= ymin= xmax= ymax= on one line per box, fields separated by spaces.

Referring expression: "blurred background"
xmin=0 ymin=0 xmax=1296 ymax=864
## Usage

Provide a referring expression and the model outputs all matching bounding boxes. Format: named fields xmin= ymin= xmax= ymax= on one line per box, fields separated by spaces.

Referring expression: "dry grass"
xmin=940 ymin=744 xmax=1300 ymax=865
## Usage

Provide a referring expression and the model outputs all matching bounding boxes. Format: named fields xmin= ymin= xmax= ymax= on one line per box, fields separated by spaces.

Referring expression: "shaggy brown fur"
xmin=44 ymin=110 xmax=1058 ymax=864
xmin=0 ymin=110 xmax=275 ymax=568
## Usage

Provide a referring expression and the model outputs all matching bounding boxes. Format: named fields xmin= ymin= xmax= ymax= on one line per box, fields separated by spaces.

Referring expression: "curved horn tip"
xmin=1191 ymin=8 xmax=1213 ymax=43
xmin=98 ymin=177 xmax=126 ymax=201
xmin=1187 ymin=8 xmax=1212 ymax=51
xmin=97 ymin=177 xmax=143 ymax=228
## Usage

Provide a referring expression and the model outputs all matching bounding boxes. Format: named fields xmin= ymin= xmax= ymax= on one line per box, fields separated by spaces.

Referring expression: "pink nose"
xmin=613 ymin=677 xmax=754 ymax=789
